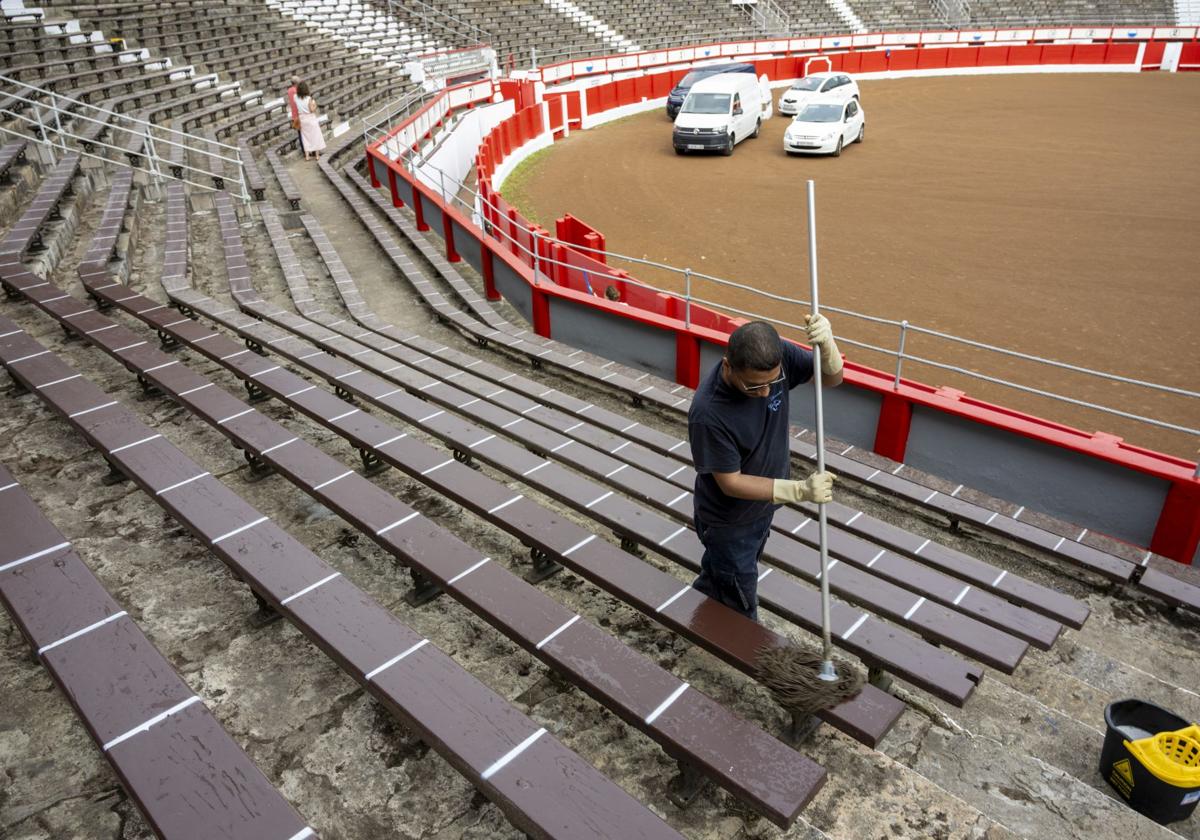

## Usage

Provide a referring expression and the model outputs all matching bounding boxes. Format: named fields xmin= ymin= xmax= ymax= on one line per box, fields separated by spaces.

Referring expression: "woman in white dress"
xmin=295 ymin=81 xmax=326 ymax=160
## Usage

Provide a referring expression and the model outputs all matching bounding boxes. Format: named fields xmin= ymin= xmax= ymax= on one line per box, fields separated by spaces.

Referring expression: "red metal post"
xmin=482 ymin=246 xmax=499 ymax=300
xmin=531 ymin=288 xmax=551 ymax=338
xmin=386 ymin=166 xmax=404 ymax=208
xmin=676 ymin=332 xmax=701 ymax=389
xmin=412 ymin=181 xmax=429 ymax=232
xmin=1150 ymin=481 xmax=1200 ymax=565
xmin=873 ymin=392 xmax=913 ymax=463
xmin=443 ymin=206 xmax=460 ymax=263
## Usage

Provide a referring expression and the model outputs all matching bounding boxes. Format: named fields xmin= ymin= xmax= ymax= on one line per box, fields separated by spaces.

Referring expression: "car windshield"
xmin=795 ymin=103 xmax=842 ymax=123
xmin=679 ymin=70 xmax=715 ymax=87
xmin=790 ymin=77 xmax=824 ymax=92
xmin=682 ymin=93 xmax=731 ymax=114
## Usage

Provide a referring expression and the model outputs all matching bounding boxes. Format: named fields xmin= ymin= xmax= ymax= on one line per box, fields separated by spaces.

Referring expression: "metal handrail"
xmin=379 ymin=136 xmax=1198 ymax=442
xmin=0 ymin=76 xmax=242 ymax=153
xmin=0 ymin=76 xmax=251 ymax=201
xmin=361 ymin=87 xmax=434 ymax=146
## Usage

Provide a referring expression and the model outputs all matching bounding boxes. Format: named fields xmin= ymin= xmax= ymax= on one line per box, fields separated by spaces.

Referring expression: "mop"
xmin=757 ymin=180 xmax=864 ymax=719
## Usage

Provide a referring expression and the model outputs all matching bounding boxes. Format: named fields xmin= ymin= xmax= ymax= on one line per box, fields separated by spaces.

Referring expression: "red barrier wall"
xmin=366 ymin=31 xmax=1200 ymax=562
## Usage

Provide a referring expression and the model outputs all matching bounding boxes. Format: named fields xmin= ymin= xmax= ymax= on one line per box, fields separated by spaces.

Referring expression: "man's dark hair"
xmin=727 ymin=321 xmax=782 ymax=372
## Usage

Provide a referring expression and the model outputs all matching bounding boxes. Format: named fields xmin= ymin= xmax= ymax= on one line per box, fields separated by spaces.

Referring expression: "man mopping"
xmin=688 ymin=315 xmax=842 ymax=620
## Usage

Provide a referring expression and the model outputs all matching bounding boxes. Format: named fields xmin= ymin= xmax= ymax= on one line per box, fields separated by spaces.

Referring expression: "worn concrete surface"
xmin=0 ymin=145 xmax=1197 ymax=840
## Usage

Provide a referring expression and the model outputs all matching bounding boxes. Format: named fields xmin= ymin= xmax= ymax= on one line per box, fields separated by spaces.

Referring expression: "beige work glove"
xmin=805 ymin=313 xmax=843 ymax=377
xmin=772 ymin=471 xmax=835 ymax=505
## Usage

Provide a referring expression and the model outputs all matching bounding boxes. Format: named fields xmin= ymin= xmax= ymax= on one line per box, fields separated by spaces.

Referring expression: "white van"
xmin=672 ymin=72 xmax=771 ymax=156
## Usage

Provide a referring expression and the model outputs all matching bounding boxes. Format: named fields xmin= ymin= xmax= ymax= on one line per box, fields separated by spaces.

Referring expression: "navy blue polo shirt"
xmin=688 ymin=340 xmax=813 ymax=528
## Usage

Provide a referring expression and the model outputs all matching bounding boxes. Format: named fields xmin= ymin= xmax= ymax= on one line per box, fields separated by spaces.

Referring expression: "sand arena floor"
xmin=502 ymin=73 xmax=1200 ymax=459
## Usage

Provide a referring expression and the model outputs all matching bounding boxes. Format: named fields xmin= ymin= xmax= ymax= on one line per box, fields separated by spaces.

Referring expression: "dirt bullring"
xmin=502 ymin=73 xmax=1200 ymax=459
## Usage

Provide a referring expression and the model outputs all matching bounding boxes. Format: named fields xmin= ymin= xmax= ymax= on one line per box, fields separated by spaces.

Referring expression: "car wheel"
xmin=856 ymin=124 xmax=864 ymax=144
xmin=722 ymin=134 xmax=734 ymax=156
xmin=752 ymin=118 xmax=761 ymax=139
xmin=832 ymin=138 xmax=842 ymax=158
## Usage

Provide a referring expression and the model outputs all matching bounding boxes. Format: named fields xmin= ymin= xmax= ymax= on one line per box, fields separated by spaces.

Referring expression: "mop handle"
xmin=806 ymin=180 xmax=835 ymax=673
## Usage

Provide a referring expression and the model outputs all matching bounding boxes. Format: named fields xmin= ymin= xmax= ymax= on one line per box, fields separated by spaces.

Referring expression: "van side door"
xmin=731 ymin=92 xmax=746 ymax=138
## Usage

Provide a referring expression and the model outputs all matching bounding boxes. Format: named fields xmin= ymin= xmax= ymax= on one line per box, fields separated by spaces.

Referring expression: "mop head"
xmin=755 ymin=643 xmax=866 ymax=717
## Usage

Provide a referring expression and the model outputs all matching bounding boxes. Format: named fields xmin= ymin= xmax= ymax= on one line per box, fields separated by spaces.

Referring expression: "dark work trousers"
xmin=692 ymin=514 xmax=774 ymax=621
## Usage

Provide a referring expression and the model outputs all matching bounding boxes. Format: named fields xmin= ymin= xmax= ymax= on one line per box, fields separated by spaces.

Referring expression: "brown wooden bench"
xmin=239 ymin=141 xmax=266 ymax=200
xmin=292 ymin=217 xmax=1074 ymax=652
xmin=81 ymin=170 xmax=132 ymax=270
xmin=294 ymin=210 xmax=1089 ymax=639
xmin=0 ymin=462 xmax=317 ymax=840
xmin=0 ymin=140 xmax=27 ymax=183
xmin=0 ymin=153 xmax=78 ymax=261
xmin=222 ymin=308 xmax=992 ymax=702
xmin=316 ymin=164 xmax=1022 ymax=691
xmin=266 ymin=150 xmax=301 ymax=210
xmin=139 ymin=190 xmax=982 ymax=709
xmin=133 ymin=202 xmax=907 ymax=752
xmin=199 ymin=128 xmax=231 ymax=190
xmin=334 ymin=151 xmax=1177 ymax=611
xmin=263 ymin=211 xmax=1035 ymax=672
xmin=801 ymin=438 xmax=1141 ymax=582
xmin=0 ymin=317 xmax=687 ymax=840
xmin=2 ymin=183 xmax=829 ymax=828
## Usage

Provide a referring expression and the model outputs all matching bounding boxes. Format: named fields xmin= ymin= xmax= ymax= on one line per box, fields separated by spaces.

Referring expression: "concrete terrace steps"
xmin=0 ymin=168 xmax=694 ymax=840
xmin=0 ymin=127 xmax=1195 ymax=839
xmin=278 ymin=150 xmax=1200 ymax=840
xmin=340 ymin=152 xmax=1196 ymax=617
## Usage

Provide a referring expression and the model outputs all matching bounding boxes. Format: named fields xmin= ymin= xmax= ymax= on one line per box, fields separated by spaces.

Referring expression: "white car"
xmin=777 ymin=73 xmax=859 ymax=116
xmin=783 ymin=97 xmax=865 ymax=157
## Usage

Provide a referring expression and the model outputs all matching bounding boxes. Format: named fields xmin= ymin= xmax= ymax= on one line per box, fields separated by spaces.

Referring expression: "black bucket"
xmin=1100 ymin=699 xmax=1200 ymax=825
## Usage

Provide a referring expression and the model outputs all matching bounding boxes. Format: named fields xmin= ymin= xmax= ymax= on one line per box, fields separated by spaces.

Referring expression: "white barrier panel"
xmin=1162 ymin=41 xmax=1183 ymax=71
xmin=821 ymin=35 xmax=854 ymax=49
xmin=852 ymin=33 xmax=885 ymax=47
xmin=572 ymin=58 xmax=604 ymax=75
xmin=789 ymin=37 xmax=822 ymax=50
xmin=1155 ymin=27 xmax=1196 ymax=38
xmin=1071 ymin=27 xmax=1112 ymax=39
xmin=1034 ymin=28 xmax=1072 ymax=39
xmin=417 ymin=100 xmax=514 ymax=197
xmin=1115 ymin=27 xmax=1154 ymax=38
xmin=883 ymin=32 xmax=922 ymax=45
xmin=921 ymin=31 xmax=959 ymax=44
xmin=996 ymin=29 xmax=1034 ymax=41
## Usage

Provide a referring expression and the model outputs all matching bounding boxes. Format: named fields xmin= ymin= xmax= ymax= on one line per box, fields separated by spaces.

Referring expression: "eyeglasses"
xmin=732 ymin=371 xmax=787 ymax=395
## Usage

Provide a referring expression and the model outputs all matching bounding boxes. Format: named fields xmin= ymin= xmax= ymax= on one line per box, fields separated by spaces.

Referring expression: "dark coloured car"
xmin=665 ymin=62 xmax=757 ymax=119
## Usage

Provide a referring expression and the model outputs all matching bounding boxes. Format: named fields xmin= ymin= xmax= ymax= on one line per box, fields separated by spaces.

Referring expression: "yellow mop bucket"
xmin=1101 ymin=699 xmax=1200 ymax=825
